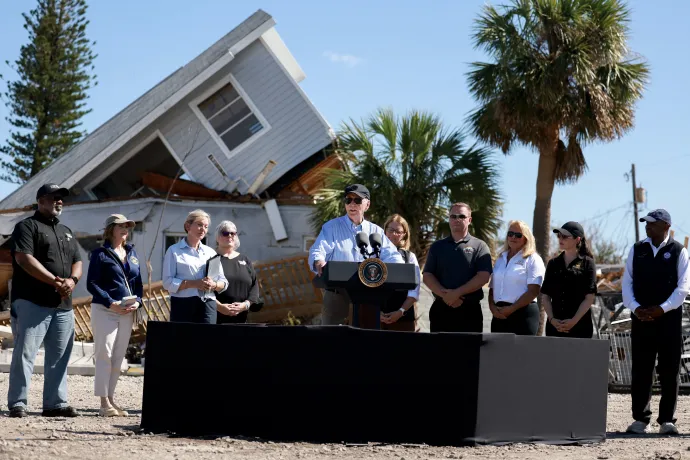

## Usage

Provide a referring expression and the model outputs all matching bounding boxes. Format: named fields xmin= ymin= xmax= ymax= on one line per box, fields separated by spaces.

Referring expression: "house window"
xmin=197 ymin=82 xmax=264 ymax=152
xmin=303 ymin=236 xmax=316 ymax=252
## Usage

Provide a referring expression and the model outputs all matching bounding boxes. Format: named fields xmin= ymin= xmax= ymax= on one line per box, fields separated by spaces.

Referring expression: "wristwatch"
xmin=70 ymin=276 xmax=79 ymax=284
xmin=398 ymin=307 xmax=406 ymax=315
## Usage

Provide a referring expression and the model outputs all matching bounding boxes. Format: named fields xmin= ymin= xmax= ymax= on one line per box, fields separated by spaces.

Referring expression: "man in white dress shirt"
xmin=308 ymin=184 xmax=403 ymax=325
xmin=622 ymin=209 xmax=689 ymax=435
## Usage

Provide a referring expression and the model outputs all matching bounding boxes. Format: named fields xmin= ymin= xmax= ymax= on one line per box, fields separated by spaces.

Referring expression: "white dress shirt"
xmin=622 ymin=235 xmax=690 ymax=312
xmin=401 ymin=250 xmax=421 ymax=301
xmin=490 ymin=250 xmax=546 ymax=303
xmin=163 ymin=238 xmax=228 ymax=300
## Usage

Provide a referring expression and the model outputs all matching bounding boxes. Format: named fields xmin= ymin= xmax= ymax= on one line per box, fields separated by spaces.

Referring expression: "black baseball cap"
xmin=36 ymin=183 xmax=69 ymax=200
xmin=344 ymin=184 xmax=370 ymax=200
xmin=553 ymin=221 xmax=585 ymax=239
xmin=640 ymin=209 xmax=672 ymax=225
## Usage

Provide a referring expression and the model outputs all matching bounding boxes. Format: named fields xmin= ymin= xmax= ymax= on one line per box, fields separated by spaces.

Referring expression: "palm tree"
xmin=466 ymin=0 xmax=648 ymax=263
xmin=310 ymin=108 xmax=502 ymax=262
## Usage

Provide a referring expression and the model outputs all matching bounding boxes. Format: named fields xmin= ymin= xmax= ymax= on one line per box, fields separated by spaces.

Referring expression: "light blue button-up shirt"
xmin=308 ymin=215 xmax=404 ymax=269
xmin=162 ymin=238 xmax=228 ymax=300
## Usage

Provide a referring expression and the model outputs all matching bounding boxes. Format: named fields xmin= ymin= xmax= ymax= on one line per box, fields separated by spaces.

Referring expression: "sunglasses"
xmin=221 ymin=231 xmax=237 ymax=237
xmin=449 ymin=214 xmax=468 ymax=221
xmin=556 ymin=233 xmax=572 ymax=240
xmin=507 ymin=231 xmax=523 ymax=239
xmin=344 ymin=197 xmax=364 ymax=205
xmin=44 ymin=195 xmax=64 ymax=202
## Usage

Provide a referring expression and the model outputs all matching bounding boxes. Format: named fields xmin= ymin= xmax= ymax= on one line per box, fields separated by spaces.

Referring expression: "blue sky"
xmin=1 ymin=0 xmax=688 ymax=251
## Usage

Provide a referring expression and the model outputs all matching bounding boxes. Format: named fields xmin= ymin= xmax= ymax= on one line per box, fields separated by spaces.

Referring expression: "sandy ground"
xmin=0 ymin=373 xmax=688 ymax=460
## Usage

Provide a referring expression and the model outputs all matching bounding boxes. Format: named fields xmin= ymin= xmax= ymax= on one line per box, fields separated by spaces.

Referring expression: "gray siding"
xmin=158 ymin=39 xmax=334 ymax=193
xmin=0 ymin=10 xmax=273 ymax=210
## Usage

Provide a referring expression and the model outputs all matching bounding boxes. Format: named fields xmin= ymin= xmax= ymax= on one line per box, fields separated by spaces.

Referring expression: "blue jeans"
xmin=8 ymin=299 xmax=75 ymax=410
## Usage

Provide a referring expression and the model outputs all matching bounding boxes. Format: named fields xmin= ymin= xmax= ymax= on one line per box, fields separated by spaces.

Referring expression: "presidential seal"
xmin=358 ymin=258 xmax=387 ymax=288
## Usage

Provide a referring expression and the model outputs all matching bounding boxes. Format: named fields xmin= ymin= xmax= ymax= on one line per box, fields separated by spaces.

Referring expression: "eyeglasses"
xmin=386 ymin=229 xmax=406 ymax=236
xmin=344 ymin=197 xmax=364 ymax=205
xmin=449 ymin=214 xmax=468 ymax=221
xmin=221 ymin=231 xmax=237 ymax=237
xmin=507 ymin=231 xmax=523 ymax=239
xmin=556 ymin=233 xmax=572 ymax=240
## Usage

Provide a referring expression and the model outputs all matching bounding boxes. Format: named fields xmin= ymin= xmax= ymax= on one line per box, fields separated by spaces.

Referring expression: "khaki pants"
xmin=91 ymin=303 xmax=134 ymax=398
xmin=321 ymin=290 xmax=351 ymax=325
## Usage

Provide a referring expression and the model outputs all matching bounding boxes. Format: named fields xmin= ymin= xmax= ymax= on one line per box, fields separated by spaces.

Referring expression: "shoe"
xmin=659 ymin=422 xmax=679 ymax=435
xmin=42 ymin=406 xmax=79 ymax=417
xmin=99 ymin=407 xmax=119 ymax=417
xmin=626 ymin=420 xmax=650 ymax=434
xmin=9 ymin=407 xmax=27 ymax=418
xmin=117 ymin=409 xmax=129 ymax=417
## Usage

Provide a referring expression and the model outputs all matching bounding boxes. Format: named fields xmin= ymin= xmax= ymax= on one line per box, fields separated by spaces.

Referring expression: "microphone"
xmin=369 ymin=233 xmax=382 ymax=259
xmin=356 ymin=232 xmax=369 ymax=258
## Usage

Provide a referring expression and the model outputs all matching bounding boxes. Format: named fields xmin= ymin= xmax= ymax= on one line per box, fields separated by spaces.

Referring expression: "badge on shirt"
xmin=664 ymin=252 xmax=671 ymax=260
xmin=65 ymin=233 xmax=72 ymax=241
xmin=463 ymin=247 xmax=475 ymax=255
xmin=238 ymin=260 xmax=247 ymax=265
xmin=129 ymin=256 xmax=139 ymax=265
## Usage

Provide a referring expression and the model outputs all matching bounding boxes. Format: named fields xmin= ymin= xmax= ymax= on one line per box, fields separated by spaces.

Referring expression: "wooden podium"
xmin=312 ymin=260 xmax=418 ymax=329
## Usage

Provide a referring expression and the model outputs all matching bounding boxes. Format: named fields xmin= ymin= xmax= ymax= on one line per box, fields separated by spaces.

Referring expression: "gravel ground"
xmin=0 ymin=373 xmax=688 ymax=459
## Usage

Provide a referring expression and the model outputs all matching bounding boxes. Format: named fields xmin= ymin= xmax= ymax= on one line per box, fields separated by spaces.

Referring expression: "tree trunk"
xmin=533 ymin=141 xmax=558 ymax=335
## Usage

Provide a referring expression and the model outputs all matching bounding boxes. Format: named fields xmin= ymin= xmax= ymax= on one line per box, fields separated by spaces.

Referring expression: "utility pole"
xmin=631 ymin=164 xmax=640 ymax=242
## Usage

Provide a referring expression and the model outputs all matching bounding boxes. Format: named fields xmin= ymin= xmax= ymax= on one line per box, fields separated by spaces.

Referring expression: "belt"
xmin=325 ymin=288 xmax=338 ymax=293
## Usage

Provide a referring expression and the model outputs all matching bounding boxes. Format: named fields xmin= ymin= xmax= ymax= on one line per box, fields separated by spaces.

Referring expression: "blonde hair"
xmin=383 ymin=214 xmax=411 ymax=250
xmin=499 ymin=220 xmax=536 ymax=258
xmin=102 ymin=224 xmax=127 ymax=248
xmin=184 ymin=209 xmax=211 ymax=233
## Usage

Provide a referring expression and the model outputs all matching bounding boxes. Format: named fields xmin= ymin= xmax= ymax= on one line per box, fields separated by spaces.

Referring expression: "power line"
xmin=580 ymin=203 xmax=630 ymax=223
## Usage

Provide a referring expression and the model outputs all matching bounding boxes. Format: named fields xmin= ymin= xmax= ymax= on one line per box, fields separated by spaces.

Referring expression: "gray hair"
xmin=184 ymin=209 xmax=211 ymax=233
xmin=215 ymin=220 xmax=240 ymax=250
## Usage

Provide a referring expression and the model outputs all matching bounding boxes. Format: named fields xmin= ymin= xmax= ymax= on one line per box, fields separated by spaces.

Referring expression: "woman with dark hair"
xmin=541 ymin=221 xmax=597 ymax=338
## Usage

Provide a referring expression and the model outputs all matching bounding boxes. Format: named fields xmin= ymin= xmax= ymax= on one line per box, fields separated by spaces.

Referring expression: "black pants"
xmin=631 ymin=307 xmax=682 ymax=425
xmin=429 ymin=299 xmax=483 ymax=333
xmin=491 ymin=301 xmax=539 ymax=335
xmin=169 ymin=296 xmax=217 ymax=324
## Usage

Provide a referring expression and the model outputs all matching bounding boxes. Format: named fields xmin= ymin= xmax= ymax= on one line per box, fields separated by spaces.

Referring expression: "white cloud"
xmin=322 ymin=51 xmax=363 ymax=68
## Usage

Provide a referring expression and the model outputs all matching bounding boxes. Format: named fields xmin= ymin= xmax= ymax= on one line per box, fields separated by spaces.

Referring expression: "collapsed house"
xmin=0 ymin=10 xmax=340 ymax=323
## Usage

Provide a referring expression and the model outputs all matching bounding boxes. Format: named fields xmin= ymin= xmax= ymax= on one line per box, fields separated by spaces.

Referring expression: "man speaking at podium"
xmin=308 ymin=184 xmax=404 ymax=325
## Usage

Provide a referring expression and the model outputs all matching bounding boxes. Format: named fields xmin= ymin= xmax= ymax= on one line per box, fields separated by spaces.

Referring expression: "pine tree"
xmin=0 ymin=0 xmax=97 ymax=184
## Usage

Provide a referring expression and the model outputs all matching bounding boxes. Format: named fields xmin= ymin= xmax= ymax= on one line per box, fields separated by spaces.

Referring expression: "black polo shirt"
xmin=11 ymin=211 xmax=82 ymax=310
xmin=540 ymin=253 xmax=597 ymax=320
xmin=423 ymin=234 xmax=493 ymax=304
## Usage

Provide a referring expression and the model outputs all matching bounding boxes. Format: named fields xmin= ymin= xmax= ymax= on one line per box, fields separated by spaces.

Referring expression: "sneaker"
xmin=626 ymin=420 xmax=650 ymax=434
xmin=659 ymin=422 xmax=679 ymax=435
xmin=42 ymin=406 xmax=79 ymax=418
xmin=9 ymin=407 xmax=27 ymax=418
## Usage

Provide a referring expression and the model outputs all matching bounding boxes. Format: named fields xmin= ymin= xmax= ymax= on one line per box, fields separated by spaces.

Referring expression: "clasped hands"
xmin=53 ymin=276 xmax=75 ymax=300
xmin=549 ymin=317 xmax=578 ymax=333
xmin=634 ymin=305 xmax=664 ymax=322
xmin=440 ymin=288 xmax=464 ymax=308
xmin=218 ymin=301 xmax=249 ymax=316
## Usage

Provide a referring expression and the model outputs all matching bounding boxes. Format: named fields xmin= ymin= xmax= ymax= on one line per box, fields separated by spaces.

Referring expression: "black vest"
xmin=632 ymin=238 xmax=682 ymax=307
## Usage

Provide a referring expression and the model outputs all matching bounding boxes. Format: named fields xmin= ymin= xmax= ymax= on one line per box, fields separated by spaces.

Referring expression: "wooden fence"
xmin=0 ymin=255 xmax=323 ymax=342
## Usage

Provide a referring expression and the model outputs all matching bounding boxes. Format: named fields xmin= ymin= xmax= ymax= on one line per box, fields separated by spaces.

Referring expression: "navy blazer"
xmin=87 ymin=242 xmax=144 ymax=308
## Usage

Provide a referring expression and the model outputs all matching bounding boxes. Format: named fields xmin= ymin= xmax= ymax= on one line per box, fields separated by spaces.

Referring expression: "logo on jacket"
xmin=129 ymin=256 xmax=139 ymax=265
xmin=664 ymin=252 xmax=671 ymax=260
xmin=65 ymin=233 xmax=72 ymax=240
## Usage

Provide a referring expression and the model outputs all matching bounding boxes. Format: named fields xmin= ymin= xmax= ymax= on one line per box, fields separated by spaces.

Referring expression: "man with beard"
xmin=7 ymin=184 xmax=82 ymax=418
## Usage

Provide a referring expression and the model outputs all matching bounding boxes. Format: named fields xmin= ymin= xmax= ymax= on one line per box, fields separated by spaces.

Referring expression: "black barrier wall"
xmin=141 ymin=322 xmax=608 ymax=446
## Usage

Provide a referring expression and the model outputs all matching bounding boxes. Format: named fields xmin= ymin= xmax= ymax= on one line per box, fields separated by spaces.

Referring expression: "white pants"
xmin=91 ymin=303 xmax=134 ymax=398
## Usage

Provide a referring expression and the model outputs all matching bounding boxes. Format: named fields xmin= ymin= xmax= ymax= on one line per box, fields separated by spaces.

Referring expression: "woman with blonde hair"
xmin=213 ymin=220 xmax=262 ymax=324
xmin=488 ymin=220 xmax=545 ymax=335
xmin=380 ymin=214 xmax=420 ymax=332
xmin=163 ymin=209 xmax=228 ymax=324
xmin=87 ymin=214 xmax=143 ymax=416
